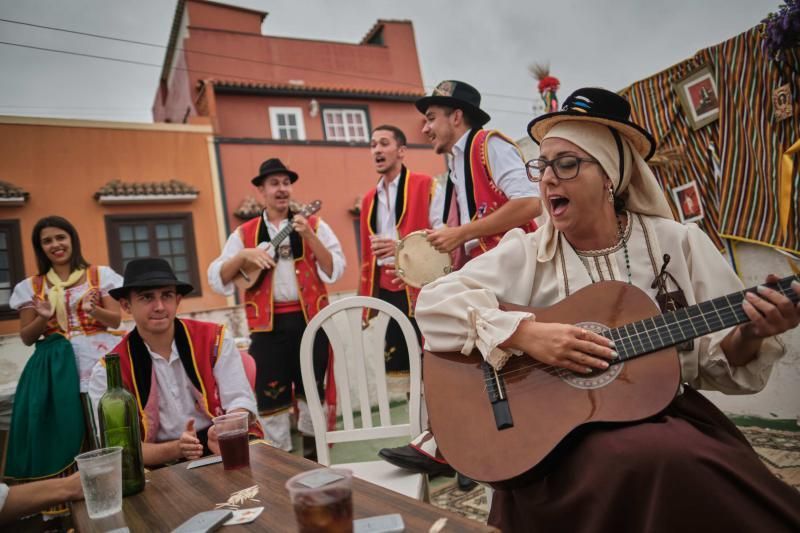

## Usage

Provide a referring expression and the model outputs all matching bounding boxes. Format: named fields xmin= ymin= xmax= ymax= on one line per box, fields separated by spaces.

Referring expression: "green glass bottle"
xmin=98 ymin=353 xmax=145 ymax=496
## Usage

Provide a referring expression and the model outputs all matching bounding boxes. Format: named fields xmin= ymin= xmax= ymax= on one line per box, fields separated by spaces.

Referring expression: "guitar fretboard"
xmin=604 ymin=275 xmax=799 ymax=361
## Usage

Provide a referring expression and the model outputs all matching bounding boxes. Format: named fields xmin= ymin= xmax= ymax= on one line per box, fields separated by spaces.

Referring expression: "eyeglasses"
xmin=525 ymin=156 xmax=599 ymax=182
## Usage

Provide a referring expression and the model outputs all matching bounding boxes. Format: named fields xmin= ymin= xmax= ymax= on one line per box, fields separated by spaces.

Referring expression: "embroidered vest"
xmin=443 ymin=129 xmax=538 ymax=256
xmin=358 ymin=167 xmax=435 ymax=316
xmin=237 ymin=213 xmax=330 ymax=332
xmin=31 ymin=265 xmax=105 ymax=337
xmin=110 ymin=318 xmax=263 ymax=442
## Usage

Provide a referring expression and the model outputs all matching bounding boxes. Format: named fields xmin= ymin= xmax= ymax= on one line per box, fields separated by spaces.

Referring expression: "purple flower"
xmin=761 ymin=0 xmax=800 ymax=58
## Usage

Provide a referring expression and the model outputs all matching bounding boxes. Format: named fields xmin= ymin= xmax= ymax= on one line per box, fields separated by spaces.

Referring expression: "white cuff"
xmin=462 ymin=306 xmax=534 ymax=370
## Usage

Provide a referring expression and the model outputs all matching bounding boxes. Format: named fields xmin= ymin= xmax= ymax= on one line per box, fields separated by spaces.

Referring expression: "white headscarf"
xmin=537 ymin=121 xmax=674 ymax=261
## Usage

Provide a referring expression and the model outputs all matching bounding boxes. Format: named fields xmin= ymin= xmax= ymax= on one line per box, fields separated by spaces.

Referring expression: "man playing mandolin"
xmin=208 ymin=158 xmax=346 ymax=455
xmin=415 ymin=88 xmax=800 ymax=532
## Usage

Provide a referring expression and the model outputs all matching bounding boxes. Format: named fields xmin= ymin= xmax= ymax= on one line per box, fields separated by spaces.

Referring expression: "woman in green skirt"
xmin=7 ymin=216 xmax=122 ymax=517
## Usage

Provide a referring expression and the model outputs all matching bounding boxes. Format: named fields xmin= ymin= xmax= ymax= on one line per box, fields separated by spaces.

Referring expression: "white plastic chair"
xmin=299 ymin=296 xmax=426 ymax=500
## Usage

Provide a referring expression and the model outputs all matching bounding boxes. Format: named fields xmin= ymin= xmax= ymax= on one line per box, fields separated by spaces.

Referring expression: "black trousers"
xmin=249 ymin=311 xmax=329 ymax=416
xmin=378 ymin=288 xmax=422 ymax=374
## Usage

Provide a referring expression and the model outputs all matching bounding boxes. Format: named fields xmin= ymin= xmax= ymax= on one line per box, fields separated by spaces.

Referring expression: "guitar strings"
xmin=480 ymin=282 xmax=797 ymax=391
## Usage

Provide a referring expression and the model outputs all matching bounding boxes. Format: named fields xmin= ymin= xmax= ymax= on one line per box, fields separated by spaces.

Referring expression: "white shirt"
xmin=10 ymin=266 xmax=124 ymax=392
xmin=207 ymin=212 xmax=346 ymax=300
xmin=373 ymin=171 xmax=445 ymax=266
xmin=449 ymin=130 xmax=540 ymax=252
xmin=88 ymin=333 xmax=257 ymax=442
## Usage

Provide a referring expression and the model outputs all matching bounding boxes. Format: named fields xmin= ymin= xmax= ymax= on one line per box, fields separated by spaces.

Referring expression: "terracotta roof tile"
xmin=234 ymin=197 xmax=312 ymax=220
xmin=0 ymin=181 xmax=29 ymax=200
xmin=207 ymin=79 xmax=424 ymax=99
xmin=95 ymin=179 xmax=199 ymax=198
xmin=234 ymin=195 xmax=264 ymax=220
xmin=94 ymin=180 xmax=199 ymax=204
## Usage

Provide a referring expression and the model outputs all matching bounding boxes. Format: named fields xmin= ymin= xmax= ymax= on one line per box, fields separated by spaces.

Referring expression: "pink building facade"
xmin=154 ymin=0 xmax=445 ymax=292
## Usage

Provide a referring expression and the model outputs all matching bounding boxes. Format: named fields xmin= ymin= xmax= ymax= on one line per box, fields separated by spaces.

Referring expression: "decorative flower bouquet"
xmin=761 ymin=1 xmax=800 ymax=60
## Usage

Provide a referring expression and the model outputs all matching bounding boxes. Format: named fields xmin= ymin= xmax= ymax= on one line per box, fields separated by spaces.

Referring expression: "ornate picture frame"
xmin=674 ymin=65 xmax=720 ymax=131
xmin=671 ymin=181 xmax=705 ymax=223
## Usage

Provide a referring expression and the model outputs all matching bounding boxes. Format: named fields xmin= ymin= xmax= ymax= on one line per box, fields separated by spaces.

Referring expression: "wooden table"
xmin=72 ymin=442 xmax=497 ymax=532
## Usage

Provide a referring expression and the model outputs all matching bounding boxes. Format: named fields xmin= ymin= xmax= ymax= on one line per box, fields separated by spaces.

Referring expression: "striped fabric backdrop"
xmin=620 ymin=27 xmax=799 ymax=253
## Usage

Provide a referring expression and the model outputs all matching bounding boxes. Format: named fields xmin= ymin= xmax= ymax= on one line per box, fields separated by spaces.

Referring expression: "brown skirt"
xmin=488 ymin=387 xmax=800 ymax=533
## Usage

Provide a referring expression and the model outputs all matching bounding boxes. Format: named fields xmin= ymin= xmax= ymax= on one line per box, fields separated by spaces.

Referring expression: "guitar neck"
xmin=607 ymin=275 xmax=799 ymax=361
xmin=270 ymin=224 xmax=293 ymax=248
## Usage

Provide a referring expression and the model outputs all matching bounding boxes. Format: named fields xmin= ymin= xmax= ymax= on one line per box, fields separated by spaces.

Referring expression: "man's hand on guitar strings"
xmin=503 ymin=320 xmax=617 ymax=374
xmin=239 ymin=246 xmax=276 ymax=271
xmin=291 ymin=214 xmax=313 ymax=239
xmin=740 ymin=274 xmax=800 ymax=339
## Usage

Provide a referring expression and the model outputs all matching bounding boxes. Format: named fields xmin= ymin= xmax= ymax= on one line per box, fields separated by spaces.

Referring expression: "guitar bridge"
xmin=482 ymin=361 xmax=513 ymax=430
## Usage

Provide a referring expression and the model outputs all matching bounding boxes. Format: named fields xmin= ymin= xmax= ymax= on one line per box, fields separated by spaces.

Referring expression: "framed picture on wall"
xmin=671 ymin=181 xmax=705 ymax=223
xmin=674 ymin=65 xmax=720 ymax=130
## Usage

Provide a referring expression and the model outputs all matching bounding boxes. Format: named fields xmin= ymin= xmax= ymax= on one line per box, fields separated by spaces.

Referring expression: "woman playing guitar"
xmin=415 ymin=88 xmax=800 ymax=532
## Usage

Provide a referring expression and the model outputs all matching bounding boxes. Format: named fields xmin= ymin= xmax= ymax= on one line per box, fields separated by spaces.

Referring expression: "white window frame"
xmin=322 ymin=108 xmax=369 ymax=142
xmin=269 ymin=107 xmax=306 ymax=141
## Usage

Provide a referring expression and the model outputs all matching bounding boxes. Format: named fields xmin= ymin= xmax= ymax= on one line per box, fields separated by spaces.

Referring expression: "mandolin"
xmin=233 ymin=200 xmax=322 ymax=290
xmin=423 ymin=275 xmax=799 ymax=486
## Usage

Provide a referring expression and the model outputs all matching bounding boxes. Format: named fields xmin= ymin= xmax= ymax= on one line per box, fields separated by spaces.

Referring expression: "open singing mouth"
xmin=549 ymin=195 xmax=570 ymax=215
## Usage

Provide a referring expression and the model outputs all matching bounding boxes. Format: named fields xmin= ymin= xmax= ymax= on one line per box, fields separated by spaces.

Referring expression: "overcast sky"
xmin=0 ymin=0 xmax=778 ymax=138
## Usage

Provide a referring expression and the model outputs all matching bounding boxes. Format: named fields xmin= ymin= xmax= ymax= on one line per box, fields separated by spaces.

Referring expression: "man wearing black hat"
xmin=378 ymin=80 xmax=543 ymax=483
xmin=89 ymin=258 xmax=261 ymax=466
xmin=208 ymin=158 xmax=345 ymax=454
xmin=418 ymin=80 xmax=541 ymax=264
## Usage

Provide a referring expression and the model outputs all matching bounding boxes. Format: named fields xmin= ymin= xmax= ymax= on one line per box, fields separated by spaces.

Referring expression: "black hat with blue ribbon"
xmin=527 ymin=87 xmax=656 ymax=160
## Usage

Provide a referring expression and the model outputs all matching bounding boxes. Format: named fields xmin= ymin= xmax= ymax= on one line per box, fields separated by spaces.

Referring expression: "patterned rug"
xmin=431 ymin=425 xmax=800 ymax=523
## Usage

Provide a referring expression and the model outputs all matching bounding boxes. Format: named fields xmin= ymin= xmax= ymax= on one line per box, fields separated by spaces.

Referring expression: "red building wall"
xmin=153 ymin=1 xmax=442 ymax=293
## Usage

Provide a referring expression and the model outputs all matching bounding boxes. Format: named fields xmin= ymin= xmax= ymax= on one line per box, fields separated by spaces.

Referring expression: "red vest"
xmin=237 ymin=213 xmax=330 ymax=332
xmin=110 ymin=318 xmax=263 ymax=442
xmin=358 ymin=167 xmax=435 ymax=315
xmin=446 ymin=129 xmax=538 ymax=256
xmin=31 ymin=265 xmax=106 ymax=337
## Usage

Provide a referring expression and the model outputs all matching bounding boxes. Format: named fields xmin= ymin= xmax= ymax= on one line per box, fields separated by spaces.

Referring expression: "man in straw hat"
xmin=208 ymin=158 xmax=345 ymax=456
xmin=358 ymin=124 xmax=444 ymax=375
xmin=414 ymin=87 xmax=800 ymax=531
xmin=378 ymin=81 xmax=541 ymax=484
xmin=89 ymin=258 xmax=262 ymax=466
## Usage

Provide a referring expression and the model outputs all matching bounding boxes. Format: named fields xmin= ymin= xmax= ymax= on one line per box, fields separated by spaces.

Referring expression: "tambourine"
xmin=394 ymin=230 xmax=453 ymax=289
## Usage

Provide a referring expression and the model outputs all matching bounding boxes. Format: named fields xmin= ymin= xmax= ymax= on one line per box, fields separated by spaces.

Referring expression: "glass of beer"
xmin=213 ymin=412 xmax=250 ymax=470
xmin=75 ymin=447 xmax=124 ymax=519
xmin=286 ymin=468 xmax=353 ymax=533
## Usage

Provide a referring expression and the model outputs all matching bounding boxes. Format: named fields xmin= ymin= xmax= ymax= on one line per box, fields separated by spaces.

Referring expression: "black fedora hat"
xmin=527 ymin=87 xmax=656 ymax=160
xmin=415 ymin=80 xmax=491 ymax=127
xmin=251 ymin=158 xmax=298 ymax=186
xmin=109 ymin=257 xmax=194 ymax=300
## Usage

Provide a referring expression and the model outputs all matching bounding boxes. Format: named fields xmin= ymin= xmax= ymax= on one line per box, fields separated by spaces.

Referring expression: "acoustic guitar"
xmin=233 ymin=200 xmax=322 ymax=291
xmin=423 ymin=275 xmax=799 ymax=486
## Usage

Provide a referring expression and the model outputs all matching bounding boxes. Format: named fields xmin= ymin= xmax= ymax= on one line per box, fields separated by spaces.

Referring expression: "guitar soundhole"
xmin=558 ymin=321 xmax=624 ymax=389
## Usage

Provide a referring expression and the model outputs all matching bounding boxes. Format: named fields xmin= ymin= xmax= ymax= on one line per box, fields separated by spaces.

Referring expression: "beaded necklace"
xmin=576 ymin=213 xmax=632 ymax=285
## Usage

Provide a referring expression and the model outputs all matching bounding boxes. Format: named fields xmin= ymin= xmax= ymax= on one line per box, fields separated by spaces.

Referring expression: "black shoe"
xmin=457 ymin=472 xmax=477 ymax=491
xmin=378 ymin=445 xmax=456 ymax=477
xmin=303 ymin=435 xmax=318 ymax=462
